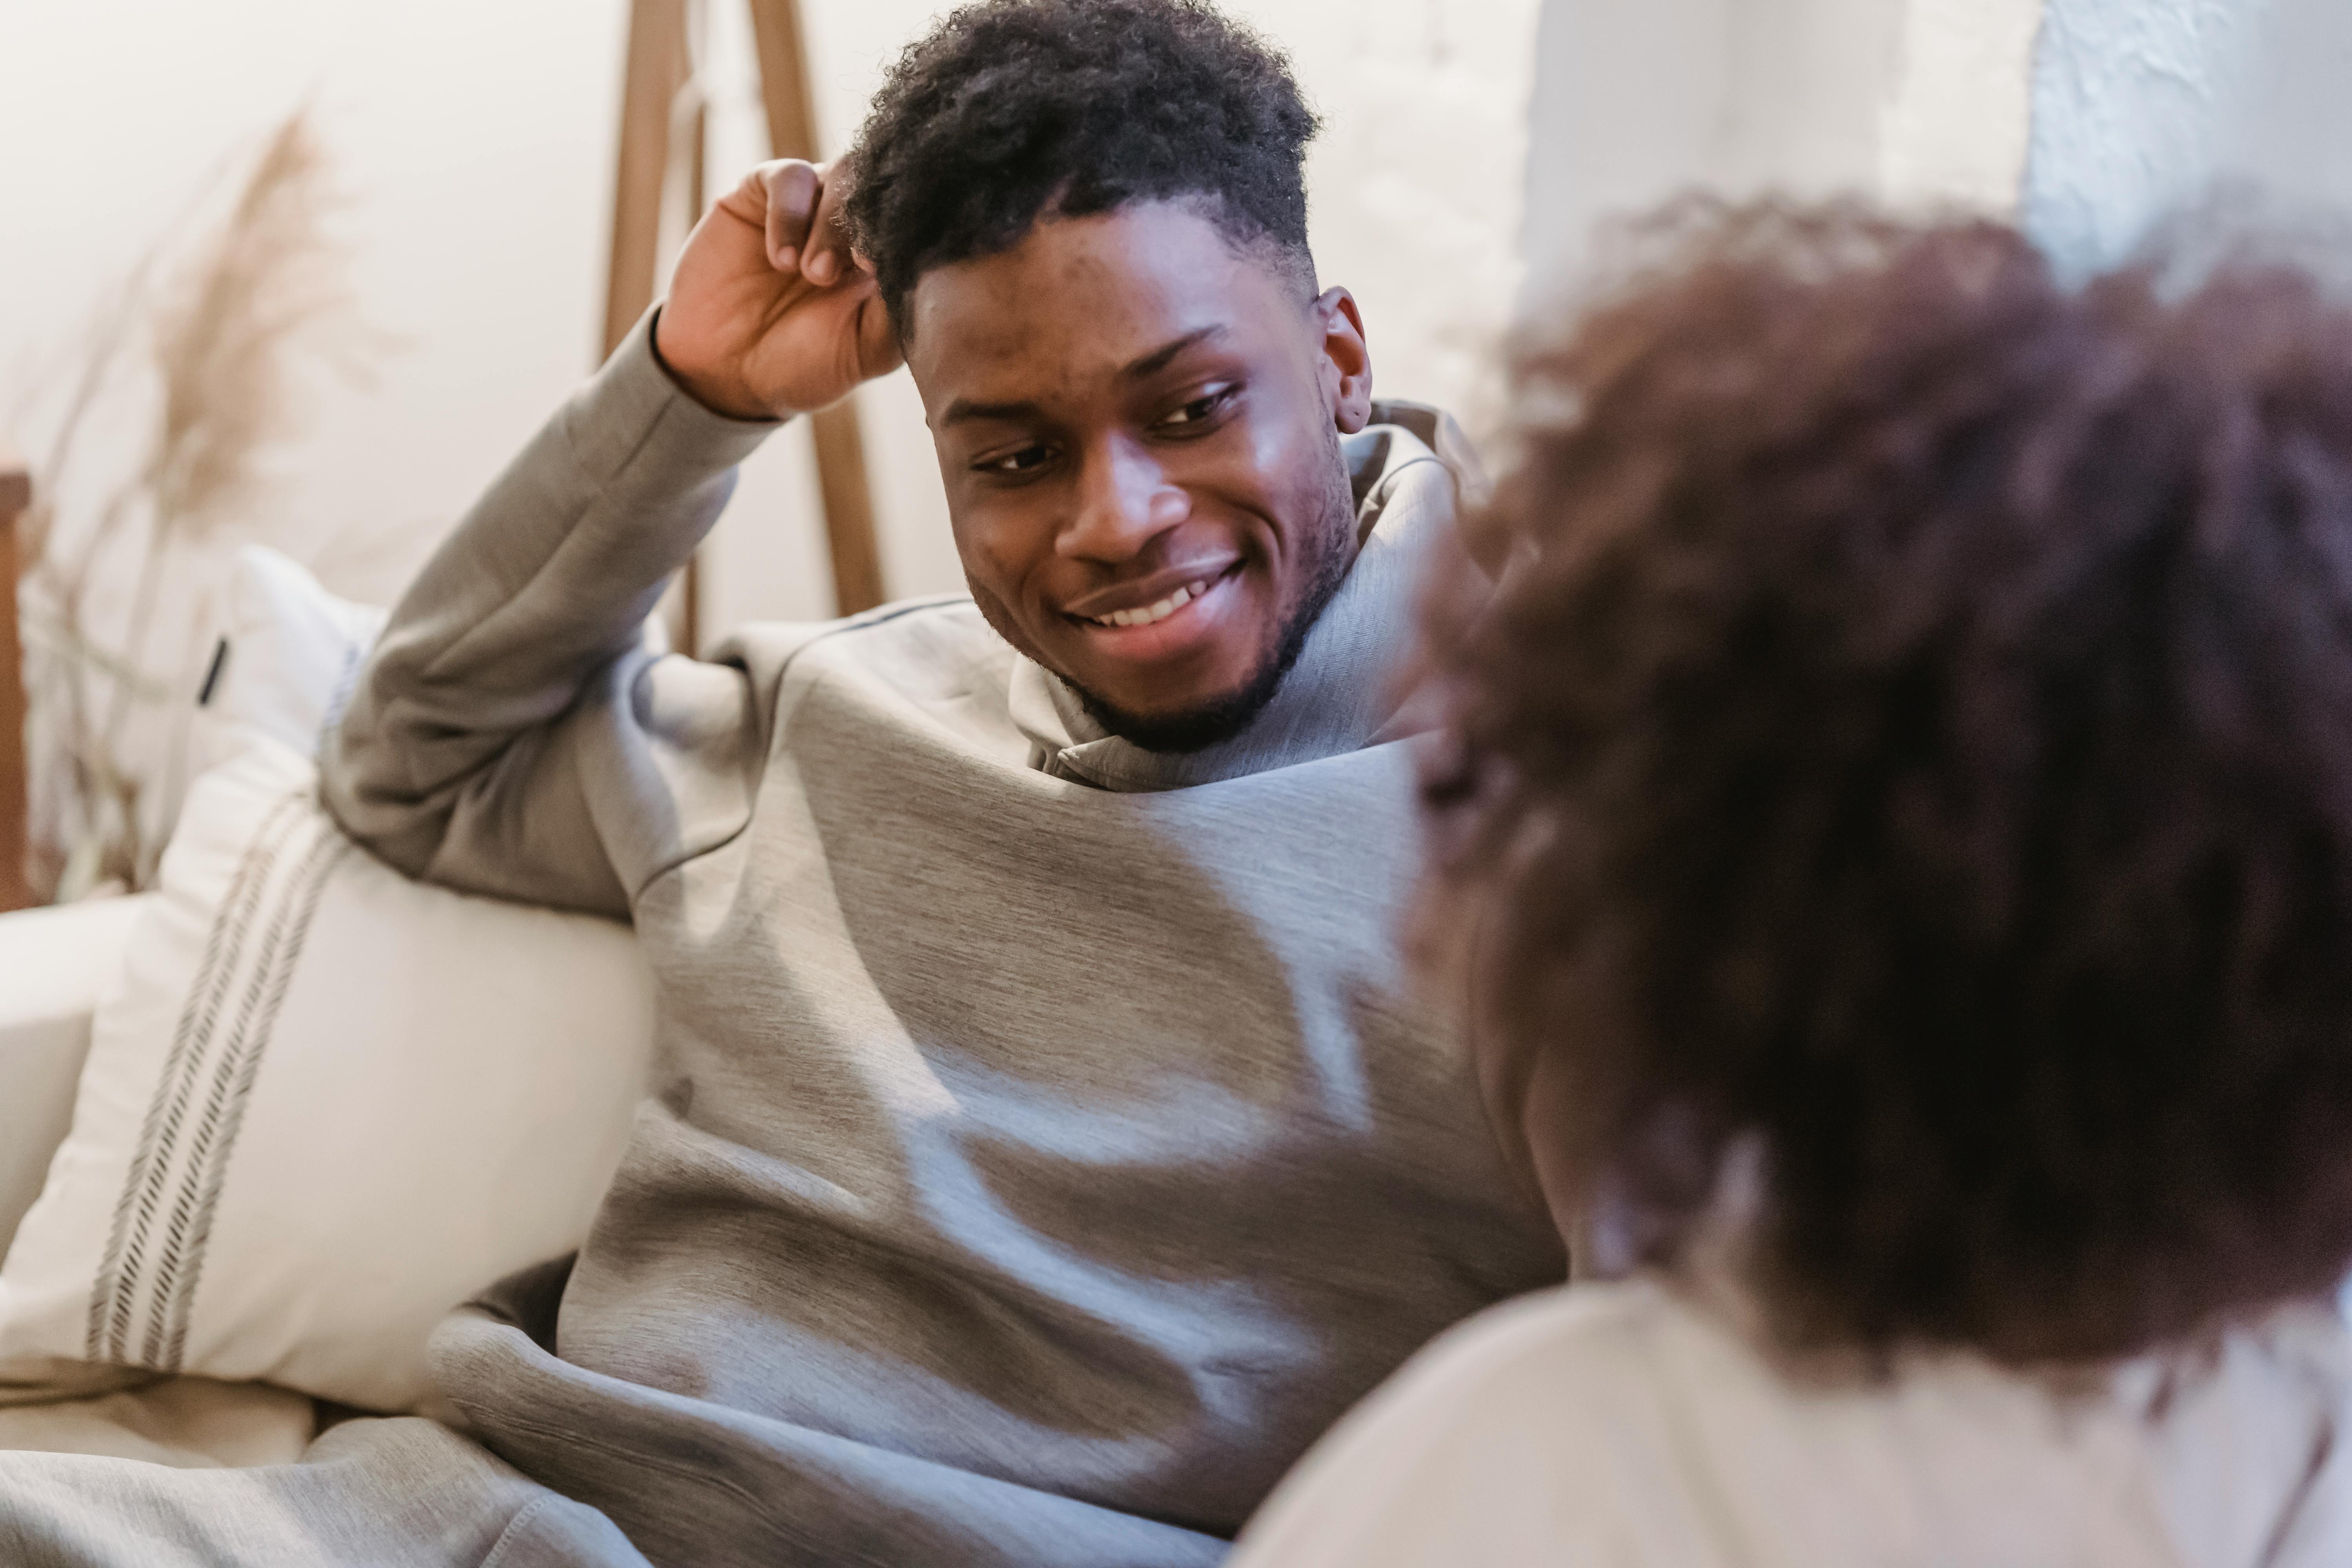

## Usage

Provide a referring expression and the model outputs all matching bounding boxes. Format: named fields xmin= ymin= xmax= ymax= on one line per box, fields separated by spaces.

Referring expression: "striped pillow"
xmin=0 ymin=739 xmax=655 ymax=1411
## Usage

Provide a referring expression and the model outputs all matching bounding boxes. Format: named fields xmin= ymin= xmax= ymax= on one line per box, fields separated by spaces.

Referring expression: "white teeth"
xmin=1093 ymin=581 xmax=1207 ymax=629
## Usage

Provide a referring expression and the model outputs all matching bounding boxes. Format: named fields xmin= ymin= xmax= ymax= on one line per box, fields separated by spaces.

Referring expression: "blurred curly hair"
xmin=841 ymin=0 xmax=1319 ymax=334
xmin=1419 ymin=199 xmax=2352 ymax=1366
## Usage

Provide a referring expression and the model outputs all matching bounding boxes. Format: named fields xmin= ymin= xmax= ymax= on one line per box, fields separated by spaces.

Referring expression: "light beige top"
xmin=1232 ymin=1276 xmax=2352 ymax=1567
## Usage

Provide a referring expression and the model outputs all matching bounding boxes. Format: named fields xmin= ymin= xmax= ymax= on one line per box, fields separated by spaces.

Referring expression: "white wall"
xmin=1519 ymin=0 xmax=2043 ymax=298
xmin=1515 ymin=0 xmax=2352 ymax=318
xmin=3 ymin=0 xmax=635 ymax=878
xmin=2023 ymin=0 xmax=2352 ymax=275
xmin=2 ymin=0 xmax=628 ymax=608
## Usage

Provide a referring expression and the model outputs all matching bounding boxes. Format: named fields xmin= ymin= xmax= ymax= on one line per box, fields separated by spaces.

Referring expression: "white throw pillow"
xmin=0 ymin=736 xmax=657 ymax=1413
xmin=190 ymin=544 xmax=390 ymax=775
xmin=190 ymin=542 xmax=666 ymax=768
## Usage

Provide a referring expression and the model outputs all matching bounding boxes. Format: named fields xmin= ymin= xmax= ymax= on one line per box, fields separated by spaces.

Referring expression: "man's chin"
xmin=1070 ymin=540 xmax=1355 ymax=755
xmin=1074 ymin=660 xmax=1296 ymax=754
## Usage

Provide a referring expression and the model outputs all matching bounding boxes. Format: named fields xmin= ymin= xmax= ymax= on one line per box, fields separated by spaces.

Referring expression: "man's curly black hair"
xmin=842 ymin=0 xmax=1320 ymax=334
xmin=1419 ymin=200 xmax=2352 ymax=1366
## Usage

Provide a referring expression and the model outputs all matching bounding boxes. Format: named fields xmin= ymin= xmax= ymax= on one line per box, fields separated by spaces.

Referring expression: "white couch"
xmin=0 ymin=897 xmax=146 ymax=1267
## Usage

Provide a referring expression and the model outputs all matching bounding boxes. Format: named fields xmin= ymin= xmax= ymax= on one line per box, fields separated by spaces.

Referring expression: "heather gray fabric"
xmin=0 ymin=311 xmax=1560 ymax=1566
xmin=0 ymin=1416 xmax=646 ymax=1568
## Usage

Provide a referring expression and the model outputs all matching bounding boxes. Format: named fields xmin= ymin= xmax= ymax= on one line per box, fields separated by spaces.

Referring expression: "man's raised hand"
xmin=654 ymin=160 xmax=904 ymax=421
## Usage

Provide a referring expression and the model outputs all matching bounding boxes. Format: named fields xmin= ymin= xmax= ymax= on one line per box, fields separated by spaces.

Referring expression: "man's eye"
xmin=1156 ymin=387 xmax=1234 ymax=429
xmin=979 ymin=445 xmax=1054 ymax=476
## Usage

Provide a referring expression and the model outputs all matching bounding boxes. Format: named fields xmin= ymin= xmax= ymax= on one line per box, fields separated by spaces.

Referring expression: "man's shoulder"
xmin=1360 ymin=399 xmax=1491 ymax=509
xmin=720 ymin=594 xmax=1022 ymax=735
xmin=724 ymin=594 xmax=1000 ymax=676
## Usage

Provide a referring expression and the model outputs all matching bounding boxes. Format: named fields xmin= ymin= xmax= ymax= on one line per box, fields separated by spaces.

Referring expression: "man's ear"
xmin=1316 ymin=286 xmax=1373 ymax=435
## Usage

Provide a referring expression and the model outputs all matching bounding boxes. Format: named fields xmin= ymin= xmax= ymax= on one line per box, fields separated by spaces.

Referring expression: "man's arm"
xmin=319 ymin=313 xmax=771 ymax=914
xmin=321 ymin=159 xmax=902 ymax=914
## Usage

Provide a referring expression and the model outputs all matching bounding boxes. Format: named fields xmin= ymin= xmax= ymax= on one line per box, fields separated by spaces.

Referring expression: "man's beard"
xmin=1076 ymin=457 xmax=1359 ymax=755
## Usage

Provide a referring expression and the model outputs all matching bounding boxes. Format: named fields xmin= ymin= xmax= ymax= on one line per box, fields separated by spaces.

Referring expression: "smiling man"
xmin=885 ymin=191 xmax=1366 ymax=758
xmin=0 ymin=3 xmax=1558 ymax=1565
xmin=903 ymin=207 xmax=1361 ymax=755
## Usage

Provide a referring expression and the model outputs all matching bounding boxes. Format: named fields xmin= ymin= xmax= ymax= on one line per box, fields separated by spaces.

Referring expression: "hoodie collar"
xmin=1007 ymin=401 xmax=1481 ymax=792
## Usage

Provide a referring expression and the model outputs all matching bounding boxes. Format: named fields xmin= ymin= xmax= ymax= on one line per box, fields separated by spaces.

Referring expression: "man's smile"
xmin=1063 ymin=557 xmax=1241 ymax=622
xmin=1062 ymin=562 xmax=1249 ymax=661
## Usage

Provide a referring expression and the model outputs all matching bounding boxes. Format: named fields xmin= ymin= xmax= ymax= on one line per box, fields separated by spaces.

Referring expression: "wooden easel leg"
xmin=746 ymin=0 xmax=886 ymax=615
xmin=608 ymin=0 xmax=706 ymax=651
xmin=0 ymin=457 xmax=32 ymax=911
xmin=606 ymin=0 xmax=689 ymax=360
xmin=609 ymin=0 xmax=889 ymax=626
xmin=681 ymin=93 xmax=707 ymax=655
xmin=809 ymin=405 xmax=884 ymax=613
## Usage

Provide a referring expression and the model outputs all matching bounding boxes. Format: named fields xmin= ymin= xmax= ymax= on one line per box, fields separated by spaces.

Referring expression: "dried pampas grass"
xmin=19 ymin=107 xmax=377 ymax=900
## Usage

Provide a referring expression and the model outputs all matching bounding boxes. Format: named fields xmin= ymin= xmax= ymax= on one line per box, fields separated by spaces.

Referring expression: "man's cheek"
xmin=952 ymin=520 xmax=1027 ymax=610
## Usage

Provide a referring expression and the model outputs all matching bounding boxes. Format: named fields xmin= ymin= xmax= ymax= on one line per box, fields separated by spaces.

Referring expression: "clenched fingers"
xmin=726 ymin=158 xmax=859 ymax=287
xmin=798 ymin=160 xmax=862 ymax=287
xmin=756 ymin=160 xmax=822 ymax=274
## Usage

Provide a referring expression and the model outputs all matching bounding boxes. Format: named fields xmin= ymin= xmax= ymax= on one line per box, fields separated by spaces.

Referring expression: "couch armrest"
xmin=0 ymin=897 xmax=149 ymax=1262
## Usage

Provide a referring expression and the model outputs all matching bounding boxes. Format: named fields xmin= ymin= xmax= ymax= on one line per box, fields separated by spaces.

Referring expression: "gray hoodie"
xmin=321 ymin=312 xmax=1564 ymax=1566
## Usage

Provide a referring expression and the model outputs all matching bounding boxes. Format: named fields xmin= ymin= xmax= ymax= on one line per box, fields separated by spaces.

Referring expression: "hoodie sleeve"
xmin=319 ymin=310 xmax=778 ymax=917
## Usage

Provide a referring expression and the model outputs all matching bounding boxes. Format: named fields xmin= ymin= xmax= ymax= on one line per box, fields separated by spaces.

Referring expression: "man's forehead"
xmin=905 ymin=203 xmax=1305 ymax=414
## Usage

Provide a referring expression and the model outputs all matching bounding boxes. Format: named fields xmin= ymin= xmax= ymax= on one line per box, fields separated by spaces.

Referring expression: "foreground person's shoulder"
xmin=1227 ymin=1281 xmax=1684 ymax=1568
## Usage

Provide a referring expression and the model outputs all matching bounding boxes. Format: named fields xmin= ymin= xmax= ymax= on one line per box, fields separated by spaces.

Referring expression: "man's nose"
xmin=1058 ymin=436 xmax=1188 ymax=562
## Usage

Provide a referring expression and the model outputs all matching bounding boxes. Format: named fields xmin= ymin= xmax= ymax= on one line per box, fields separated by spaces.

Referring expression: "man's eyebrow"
xmin=940 ymin=397 xmax=1043 ymax=428
xmin=938 ymin=328 xmax=1230 ymax=428
xmin=1121 ymin=326 xmax=1226 ymax=382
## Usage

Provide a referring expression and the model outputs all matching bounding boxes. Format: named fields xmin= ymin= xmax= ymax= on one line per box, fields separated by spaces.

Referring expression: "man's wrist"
xmin=647 ymin=307 xmax=782 ymax=425
xmin=570 ymin=309 xmax=779 ymax=488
